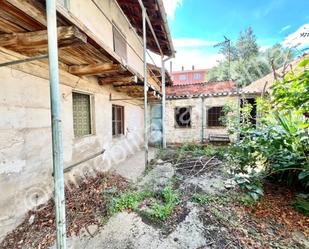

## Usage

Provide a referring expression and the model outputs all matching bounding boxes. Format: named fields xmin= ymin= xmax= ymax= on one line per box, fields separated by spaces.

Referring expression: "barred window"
xmin=207 ymin=106 xmax=225 ymax=127
xmin=72 ymin=92 xmax=92 ymax=137
xmin=175 ymin=106 xmax=192 ymax=128
xmin=112 ymin=105 xmax=124 ymax=136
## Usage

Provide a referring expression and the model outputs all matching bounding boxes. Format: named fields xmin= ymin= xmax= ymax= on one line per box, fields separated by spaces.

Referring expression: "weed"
xmin=191 ymin=194 xmax=210 ymax=203
xmin=175 ymin=143 xmax=228 ymax=162
xmin=191 ymin=193 xmax=242 ymax=206
xmin=144 ymin=186 xmax=179 ymax=221
xmin=108 ymin=191 xmax=151 ymax=215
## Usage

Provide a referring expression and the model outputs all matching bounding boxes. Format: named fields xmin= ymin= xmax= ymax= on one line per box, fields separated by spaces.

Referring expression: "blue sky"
xmin=162 ymin=0 xmax=309 ymax=70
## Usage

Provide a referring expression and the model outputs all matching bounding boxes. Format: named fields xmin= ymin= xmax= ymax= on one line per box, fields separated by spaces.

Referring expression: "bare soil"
xmin=1 ymin=148 xmax=308 ymax=249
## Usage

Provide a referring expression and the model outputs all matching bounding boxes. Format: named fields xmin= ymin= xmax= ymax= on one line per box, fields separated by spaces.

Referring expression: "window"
xmin=194 ymin=73 xmax=201 ymax=80
xmin=179 ymin=74 xmax=187 ymax=81
xmin=72 ymin=92 xmax=92 ymax=137
xmin=207 ymin=107 xmax=225 ymax=127
xmin=175 ymin=106 xmax=192 ymax=128
xmin=113 ymin=24 xmax=127 ymax=61
xmin=112 ymin=105 xmax=124 ymax=136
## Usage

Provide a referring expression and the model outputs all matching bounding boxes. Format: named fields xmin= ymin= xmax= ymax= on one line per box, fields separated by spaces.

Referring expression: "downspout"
xmin=142 ymin=8 xmax=148 ymax=166
xmin=161 ymin=55 xmax=174 ymax=149
xmin=46 ymin=0 xmax=67 ymax=248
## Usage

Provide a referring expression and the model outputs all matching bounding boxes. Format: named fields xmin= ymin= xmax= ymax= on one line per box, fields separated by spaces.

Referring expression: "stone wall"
xmin=165 ymin=96 xmax=239 ymax=144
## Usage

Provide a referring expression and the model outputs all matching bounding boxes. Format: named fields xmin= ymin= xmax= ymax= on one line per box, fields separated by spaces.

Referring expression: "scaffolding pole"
xmin=142 ymin=8 xmax=148 ymax=166
xmin=46 ymin=0 xmax=67 ymax=248
xmin=161 ymin=56 xmax=166 ymax=148
xmin=161 ymin=56 xmax=173 ymax=149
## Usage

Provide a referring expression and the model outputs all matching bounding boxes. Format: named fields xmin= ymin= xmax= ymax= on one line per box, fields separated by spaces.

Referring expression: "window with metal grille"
xmin=207 ymin=106 xmax=225 ymax=127
xmin=112 ymin=105 xmax=124 ymax=136
xmin=175 ymin=106 xmax=192 ymax=128
xmin=72 ymin=92 xmax=92 ymax=137
xmin=113 ymin=24 xmax=127 ymax=61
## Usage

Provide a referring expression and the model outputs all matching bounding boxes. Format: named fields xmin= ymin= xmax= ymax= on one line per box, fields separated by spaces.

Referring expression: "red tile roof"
xmin=166 ymin=81 xmax=236 ymax=97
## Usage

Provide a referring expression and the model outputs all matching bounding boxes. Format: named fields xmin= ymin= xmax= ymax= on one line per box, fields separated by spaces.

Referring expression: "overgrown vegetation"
xmin=107 ymin=185 xmax=179 ymax=222
xmin=225 ymin=58 xmax=309 ymax=213
xmin=175 ymin=143 xmax=228 ymax=161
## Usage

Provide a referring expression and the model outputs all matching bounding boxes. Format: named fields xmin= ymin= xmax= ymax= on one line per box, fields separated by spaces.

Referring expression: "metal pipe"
xmin=46 ymin=1 xmax=67 ymax=248
xmin=161 ymin=55 xmax=173 ymax=148
xmin=161 ymin=56 xmax=166 ymax=148
xmin=201 ymin=97 xmax=205 ymax=143
xmin=63 ymin=0 xmax=70 ymax=9
xmin=137 ymin=0 xmax=163 ymax=56
xmin=64 ymin=150 xmax=105 ymax=173
xmin=142 ymin=8 xmax=148 ymax=166
xmin=0 ymin=54 xmax=48 ymax=68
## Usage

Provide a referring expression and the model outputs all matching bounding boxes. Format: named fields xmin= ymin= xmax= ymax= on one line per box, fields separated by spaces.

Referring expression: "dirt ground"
xmin=0 ymin=147 xmax=308 ymax=249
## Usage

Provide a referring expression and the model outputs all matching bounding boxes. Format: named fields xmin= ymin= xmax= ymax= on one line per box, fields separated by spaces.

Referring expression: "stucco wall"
xmin=165 ymin=96 xmax=239 ymax=144
xmin=69 ymin=0 xmax=144 ymax=76
xmin=0 ymin=66 xmax=144 ymax=240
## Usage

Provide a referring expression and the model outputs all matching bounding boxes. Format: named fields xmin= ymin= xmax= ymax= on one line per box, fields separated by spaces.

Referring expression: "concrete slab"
xmin=111 ymin=147 xmax=156 ymax=182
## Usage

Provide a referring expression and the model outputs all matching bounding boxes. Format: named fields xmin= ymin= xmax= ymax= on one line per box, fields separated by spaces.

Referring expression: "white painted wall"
xmin=0 ymin=66 xmax=144 ymax=241
xmin=69 ymin=0 xmax=144 ymax=76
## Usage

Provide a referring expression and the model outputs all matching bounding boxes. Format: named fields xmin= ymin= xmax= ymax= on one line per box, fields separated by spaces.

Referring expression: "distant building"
xmin=172 ymin=66 xmax=208 ymax=86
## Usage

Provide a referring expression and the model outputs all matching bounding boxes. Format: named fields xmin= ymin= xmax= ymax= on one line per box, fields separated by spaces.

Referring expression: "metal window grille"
xmin=72 ymin=92 xmax=92 ymax=137
xmin=207 ymin=106 xmax=225 ymax=127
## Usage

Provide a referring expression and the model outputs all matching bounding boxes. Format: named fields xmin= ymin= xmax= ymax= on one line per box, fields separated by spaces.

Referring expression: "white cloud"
xmin=279 ymin=25 xmax=291 ymax=33
xmin=282 ymin=24 xmax=309 ymax=51
xmin=170 ymin=49 xmax=224 ymax=71
xmin=162 ymin=0 xmax=183 ymax=20
xmin=173 ymin=38 xmax=218 ymax=48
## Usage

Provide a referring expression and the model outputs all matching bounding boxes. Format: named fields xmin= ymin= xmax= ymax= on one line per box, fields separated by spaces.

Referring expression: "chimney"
xmin=181 ymin=66 xmax=184 ymax=71
xmin=192 ymin=65 xmax=195 ymax=71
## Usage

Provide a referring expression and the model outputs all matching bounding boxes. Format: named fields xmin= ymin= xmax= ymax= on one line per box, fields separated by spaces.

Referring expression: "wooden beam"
xmin=98 ymin=75 xmax=137 ymax=85
xmin=5 ymin=0 xmax=49 ymax=27
xmin=69 ymin=63 xmax=126 ymax=76
xmin=0 ymin=26 xmax=87 ymax=53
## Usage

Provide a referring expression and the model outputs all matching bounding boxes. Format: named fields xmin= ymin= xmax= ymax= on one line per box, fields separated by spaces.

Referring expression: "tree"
xmin=207 ymin=28 xmax=294 ymax=86
xmin=236 ymin=27 xmax=259 ymax=60
xmin=264 ymin=43 xmax=294 ymax=70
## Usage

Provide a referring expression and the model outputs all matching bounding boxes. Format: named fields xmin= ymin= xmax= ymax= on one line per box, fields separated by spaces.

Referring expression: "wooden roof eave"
xmin=0 ymin=0 xmax=162 ymax=99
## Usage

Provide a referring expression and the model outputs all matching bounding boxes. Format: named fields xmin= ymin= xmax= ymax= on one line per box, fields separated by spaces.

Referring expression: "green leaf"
xmin=298 ymin=59 xmax=309 ymax=67
xmin=298 ymin=171 xmax=309 ymax=180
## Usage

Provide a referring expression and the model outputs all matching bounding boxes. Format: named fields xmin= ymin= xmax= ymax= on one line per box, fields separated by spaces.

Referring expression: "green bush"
xmin=226 ymin=59 xmax=309 ymax=206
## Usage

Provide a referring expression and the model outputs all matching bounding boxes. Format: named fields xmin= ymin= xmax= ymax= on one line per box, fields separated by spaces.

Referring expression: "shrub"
xmin=226 ymin=58 xmax=309 ymax=205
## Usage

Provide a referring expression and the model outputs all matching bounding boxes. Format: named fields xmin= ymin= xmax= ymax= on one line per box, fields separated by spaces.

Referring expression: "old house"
xmin=172 ymin=66 xmax=208 ymax=85
xmin=0 ymin=0 xmax=174 ymax=240
xmin=165 ymin=75 xmax=238 ymax=144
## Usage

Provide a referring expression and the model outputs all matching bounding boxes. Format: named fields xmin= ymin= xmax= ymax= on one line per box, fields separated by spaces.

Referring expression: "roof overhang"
xmin=116 ymin=0 xmax=175 ymax=57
